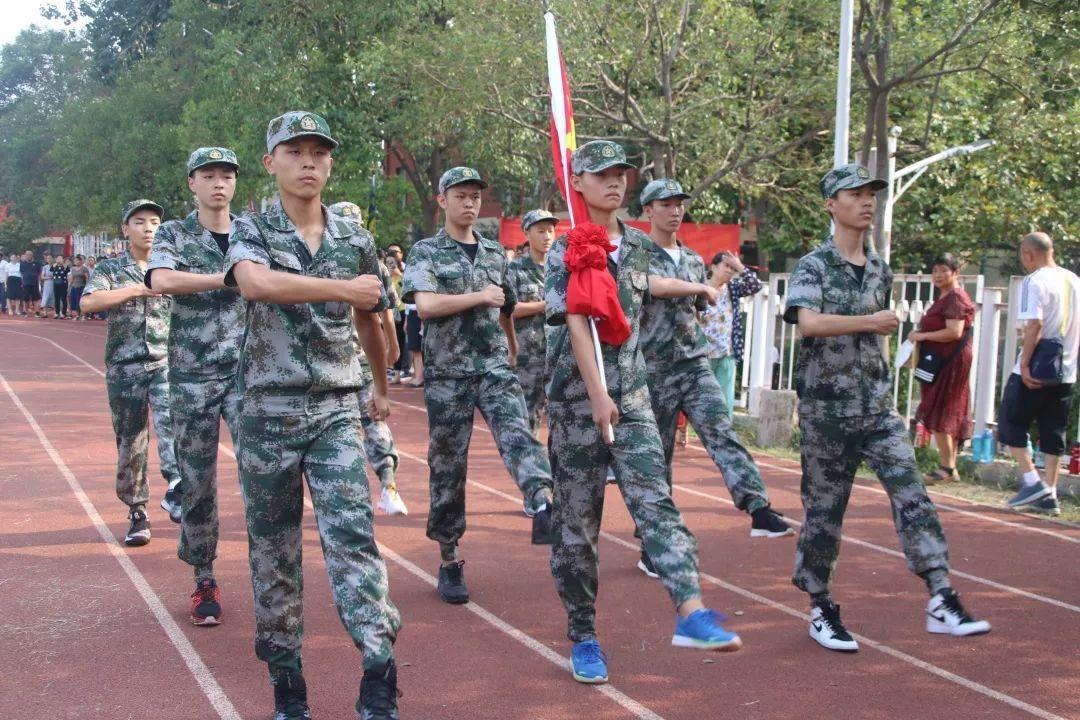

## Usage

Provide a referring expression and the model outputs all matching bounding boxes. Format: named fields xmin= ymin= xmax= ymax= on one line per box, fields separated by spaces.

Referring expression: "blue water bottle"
xmin=971 ymin=433 xmax=985 ymax=463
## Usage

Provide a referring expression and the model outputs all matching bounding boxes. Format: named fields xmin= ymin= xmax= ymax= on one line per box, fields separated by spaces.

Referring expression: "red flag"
xmin=545 ymin=12 xmax=629 ymax=346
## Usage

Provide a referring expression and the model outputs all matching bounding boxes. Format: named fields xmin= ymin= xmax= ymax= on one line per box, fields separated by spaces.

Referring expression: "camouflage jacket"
xmin=401 ymin=228 xmax=515 ymax=379
xmin=84 ymin=251 xmax=170 ymax=374
xmin=783 ymin=235 xmax=893 ymax=418
xmin=147 ymin=211 xmax=245 ymax=381
xmin=355 ymin=260 xmax=396 ymax=372
xmin=639 ymin=238 xmax=710 ymax=376
xmin=545 ymin=223 xmax=652 ymax=415
xmin=224 ymin=200 xmax=388 ymax=415
xmin=507 ymin=252 xmax=547 ymax=368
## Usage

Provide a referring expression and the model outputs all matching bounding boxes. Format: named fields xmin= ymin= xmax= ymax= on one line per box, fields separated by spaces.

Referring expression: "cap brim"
xmin=269 ymin=132 xmax=339 ymax=153
xmin=441 ymin=178 xmax=488 ymax=193
xmin=585 ymin=159 xmax=636 ymax=174
xmin=649 ymin=191 xmax=692 ymax=203
xmin=522 ymin=217 xmax=559 ymax=230
xmin=188 ymin=160 xmax=240 ymax=175
xmin=124 ymin=202 xmax=164 ymax=222
xmin=834 ymin=178 xmax=887 ymax=196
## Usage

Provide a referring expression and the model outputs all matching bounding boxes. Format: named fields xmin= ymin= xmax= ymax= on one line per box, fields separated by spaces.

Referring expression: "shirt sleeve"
xmin=354 ymin=233 xmax=389 ymax=314
xmin=82 ymin=260 xmax=116 ymax=296
xmin=400 ymin=243 xmax=436 ymax=303
xmin=223 ymin=216 xmax=272 ymax=288
xmin=145 ymin=222 xmax=180 ymax=286
xmin=499 ymin=258 xmax=517 ymax=318
xmin=1017 ymin=274 xmax=1047 ymax=321
xmin=731 ymin=268 xmax=763 ymax=300
xmin=545 ymin=237 xmax=569 ymax=326
xmin=783 ymin=256 xmax=824 ymax=325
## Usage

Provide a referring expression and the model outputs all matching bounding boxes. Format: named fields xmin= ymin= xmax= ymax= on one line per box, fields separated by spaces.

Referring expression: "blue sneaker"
xmin=1007 ymin=480 xmax=1050 ymax=507
xmin=570 ymin=639 xmax=608 ymax=684
xmin=672 ymin=609 xmax=743 ymax=651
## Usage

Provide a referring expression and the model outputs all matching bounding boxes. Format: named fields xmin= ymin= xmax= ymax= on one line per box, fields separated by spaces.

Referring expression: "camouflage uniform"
xmin=225 ymin=115 xmax=399 ymax=673
xmin=546 ymin=198 xmax=702 ymax=639
xmin=402 ymin=200 xmax=554 ymax=561
xmin=357 ymin=261 xmax=400 ymax=486
xmin=637 ymin=180 xmax=770 ymax=516
xmin=84 ymin=246 xmax=179 ymax=512
xmin=784 ymin=232 xmax=949 ymax=598
xmin=508 ymin=250 xmax=548 ymax=437
xmin=148 ymin=165 xmax=245 ymax=580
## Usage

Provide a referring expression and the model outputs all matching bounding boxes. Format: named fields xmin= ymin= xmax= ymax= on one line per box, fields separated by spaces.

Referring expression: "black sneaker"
xmin=356 ymin=659 xmax=401 ymax=720
xmin=272 ymin=669 xmax=311 ymax=720
xmin=750 ymin=505 xmax=795 ymax=538
xmin=190 ymin=579 xmax=222 ymax=626
xmin=124 ymin=510 xmax=151 ymax=546
xmin=636 ymin=550 xmax=659 ymax=579
xmin=531 ymin=505 xmax=554 ymax=545
xmin=1025 ymin=495 xmax=1062 ymax=516
xmin=160 ymin=481 xmax=182 ymax=524
xmin=809 ymin=601 xmax=858 ymax=652
xmin=437 ymin=561 xmax=469 ymax=604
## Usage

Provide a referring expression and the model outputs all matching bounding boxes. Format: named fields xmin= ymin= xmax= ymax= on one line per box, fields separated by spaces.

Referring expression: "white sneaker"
xmin=809 ymin=603 xmax=859 ymax=652
xmin=926 ymin=590 xmax=991 ymax=637
xmin=377 ymin=485 xmax=409 ymax=516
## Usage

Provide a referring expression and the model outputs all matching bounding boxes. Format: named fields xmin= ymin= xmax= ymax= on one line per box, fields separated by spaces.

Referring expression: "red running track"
xmin=0 ymin=316 xmax=1077 ymax=720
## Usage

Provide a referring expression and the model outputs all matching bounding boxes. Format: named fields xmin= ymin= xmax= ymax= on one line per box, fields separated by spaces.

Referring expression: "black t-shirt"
xmin=456 ymin=240 xmax=478 ymax=263
xmin=847 ymin=261 xmax=865 ymax=285
xmin=52 ymin=263 xmax=70 ymax=284
xmin=210 ymin=231 xmax=230 ymax=255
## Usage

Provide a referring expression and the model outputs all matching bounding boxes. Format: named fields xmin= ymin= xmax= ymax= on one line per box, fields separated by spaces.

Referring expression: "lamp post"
xmin=834 ymin=0 xmax=855 ymax=168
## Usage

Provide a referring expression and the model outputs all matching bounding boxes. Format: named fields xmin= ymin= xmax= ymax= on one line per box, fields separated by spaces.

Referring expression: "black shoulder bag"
xmin=913 ymin=328 xmax=972 ymax=385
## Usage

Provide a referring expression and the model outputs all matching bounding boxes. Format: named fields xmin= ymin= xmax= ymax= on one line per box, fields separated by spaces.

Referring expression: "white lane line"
xmin=388 ymin=398 xmax=1080 ymax=612
xmin=674 ymin=484 xmax=1080 ymax=614
xmin=0 ymin=371 xmax=243 ymax=720
xmin=387 ymin=444 xmax=1068 ymax=720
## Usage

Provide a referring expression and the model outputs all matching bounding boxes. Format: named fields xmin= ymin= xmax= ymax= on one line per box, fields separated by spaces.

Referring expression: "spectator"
xmin=52 ymin=255 xmax=71 ymax=319
xmin=19 ymin=251 xmax=41 ymax=318
xmin=0 ymin=252 xmax=8 ymax=314
xmin=40 ymin=252 xmax=55 ymax=318
xmin=5 ymin=253 xmax=23 ymax=315
xmin=386 ymin=244 xmax=409 ymax=382
xmin=69 ymin=255 xmax=90 ymax=320
xmin=702 ymin=251 xmax=762 ymax=417
xmin=404 ymin=301 xmax=423 ymax=387
xmin=909 ymin=253 xmax=975 ymax=483
xmin=1001 ymin=232 xmax=1080 ymax=517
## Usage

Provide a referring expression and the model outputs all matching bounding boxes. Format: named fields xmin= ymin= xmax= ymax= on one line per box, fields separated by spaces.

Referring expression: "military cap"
xmin=571 ymin=140 xmax=635 ymax=174
xmin=521 ymin=209 xmax=558 ymax=231
xmin=266 ymin=111 xmax=338 ymax=154
xmin=328 ymin=201 xmax=363 ymax=224
xmin=640 ymin=178 xmax=691 ymax=206
xmin=820 ymin=163 xmax=887 ymax=198
xmin=186 ymin=146 xmax=239 ymax=176
xmin=121 ymin=198 xmax=164 ymax=224
xmin=438 ymin=166 xmax=487 ymax=195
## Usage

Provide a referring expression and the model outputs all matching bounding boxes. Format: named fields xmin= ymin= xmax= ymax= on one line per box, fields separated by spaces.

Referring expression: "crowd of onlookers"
xmin=0 ymin=249 xmax=111 ymax=320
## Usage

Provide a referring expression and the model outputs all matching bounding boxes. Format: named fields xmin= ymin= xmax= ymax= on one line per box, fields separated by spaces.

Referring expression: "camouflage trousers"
xmin=238 ymin=397 xmax=400 ymax=673
xmin=648 ymin=359 xmax=769 ymax=513
xmin=515 ymin=357 xmax=547 ymax=439
xmin=106 ymin=365 xmax=179 ymax=511
xmin=548 ymin=398 xmax=701 ymax=642
xmin=357 ymin=378 xmax=399 ymax=485
xmin=424 ymin=365 xmax=553 ymax=561
xmin=793 ymin=411 xmax=950 ymax=596
xmin=172 ymin=375 xmax=242 ymax=578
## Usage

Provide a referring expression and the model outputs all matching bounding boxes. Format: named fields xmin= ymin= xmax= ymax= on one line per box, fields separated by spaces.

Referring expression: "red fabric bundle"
xmin=565 ymin=223 xmax=631 ymax=346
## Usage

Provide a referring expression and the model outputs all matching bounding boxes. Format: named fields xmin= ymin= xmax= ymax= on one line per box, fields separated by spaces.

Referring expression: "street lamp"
xmin=879 ymin=127 xmax=994 ymax=263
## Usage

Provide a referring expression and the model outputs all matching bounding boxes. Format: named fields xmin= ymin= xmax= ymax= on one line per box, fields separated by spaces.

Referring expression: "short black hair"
xmin=931 ymin=253 xmax=960 ymax=272
xmin=710 ymin=251 xmax=734 ymax=266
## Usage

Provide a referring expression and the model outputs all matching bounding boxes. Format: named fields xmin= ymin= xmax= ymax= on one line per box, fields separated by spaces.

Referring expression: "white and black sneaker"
xmin=926 ymin=589 xmax=991 ymax=637
xmin=1007 ymin=480 xmax=1051 ymax=508
xmin=124 ymin=510 xmax=151 ymax=547
xmin=750 ymin=506 xmax=795 ymax=538
xmin=160 ymin=479 xmax=182 ymax=524
xmin=636 ymin=550 xmax=659 ymax=579
xmin=809 ymin=601 xmax=858 ymax=652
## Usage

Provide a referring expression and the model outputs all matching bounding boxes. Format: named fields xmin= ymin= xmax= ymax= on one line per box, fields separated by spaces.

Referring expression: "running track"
xmin=1 ymin=316 xmax=1076 ymax=720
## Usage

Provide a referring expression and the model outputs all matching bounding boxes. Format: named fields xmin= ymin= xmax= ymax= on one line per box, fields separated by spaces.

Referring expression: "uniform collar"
xmin=819 ymin=234 xmax=882 ymax=270
xmin=119 ymin=251 xmax=138 ymax=268
xmin=181 ymin=209 xmax=236 ymax=236
xmin=433 ymin=227 xmax=498 ymax=251
xmin=265 ymin=199 xmax=347 ymax=238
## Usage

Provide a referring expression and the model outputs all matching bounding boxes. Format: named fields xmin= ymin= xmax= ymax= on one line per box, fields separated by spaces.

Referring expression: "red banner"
xmin=499 ymin=217 xmax=741 ymax=262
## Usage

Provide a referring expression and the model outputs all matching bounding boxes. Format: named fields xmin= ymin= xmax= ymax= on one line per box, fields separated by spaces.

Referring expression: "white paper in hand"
xmin=894 ymin=339 xmax=915 ymax=370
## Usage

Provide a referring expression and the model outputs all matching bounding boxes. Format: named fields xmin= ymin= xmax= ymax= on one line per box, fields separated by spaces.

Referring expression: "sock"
xmin=922 ymin=568 xmax=951 ymax=595
xmin=1022 ymin=469 xmax=1041 ymax=487
xmin=195 ymin=563 xmax=215 ymax=584
xmin=810 ymin=592 xmax=832 ymax=609
xmin=1049 ymin=485 xmax=1058 ymax=499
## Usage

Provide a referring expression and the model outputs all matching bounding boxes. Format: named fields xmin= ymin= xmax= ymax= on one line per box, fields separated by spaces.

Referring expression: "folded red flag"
xmin=565 ymin=223 xmax=631 ymax=346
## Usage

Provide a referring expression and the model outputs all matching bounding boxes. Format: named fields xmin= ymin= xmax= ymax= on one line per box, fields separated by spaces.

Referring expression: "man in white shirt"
xmin=1000 ymin=232 xmax=1080 ymax=516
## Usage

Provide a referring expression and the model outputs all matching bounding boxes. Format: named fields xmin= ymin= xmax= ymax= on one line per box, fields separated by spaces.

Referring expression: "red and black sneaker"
xmin=190 ymin=579 xmax=222 ymax=626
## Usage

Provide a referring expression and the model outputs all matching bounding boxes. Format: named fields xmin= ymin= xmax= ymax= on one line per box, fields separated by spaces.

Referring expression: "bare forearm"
xmin=381 ymin=308 xmax=400 ymax=362
xmin=797 ymin=308 xmax=872 ymax=337
xmin=567 ymin=314 xmax=608 ymax=402
xmin=356 ymin=311 xmax=389 ymax=397
xmin=149 ymin=268 xmax=227 ymax=295
xmin=79 ymin=285 xmax=146 ymax=312
xmin=414 ymin=291 xmax=484 ymax=319
xmin=511 ymin=300 xmax=546 ymax=319
xmin=649 ymin=276 xmax=707 ymax=299
xmin=915 ymin=327 xmax=963 ymax=343
xmin=1020 ymin=321 xmax=1042 ymax=370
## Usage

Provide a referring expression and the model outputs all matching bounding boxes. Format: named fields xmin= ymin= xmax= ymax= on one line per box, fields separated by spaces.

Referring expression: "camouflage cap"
xmin=521 ymin=209 xmax=558 ymax=231
xmin=438 ymin=166 xmax=487 ymax=195
xmin=265 ymin=111 xmax=339 ymax=154
xmin=121 ymin=198 xmax=164 ymax=224
xmin=820 ymin=163 xmax=887 ymax=198
xmin=571 ymin=140 xmax=635 ymax=174
xmin=328 ymin=201 xmax=363 ymax=224
xmin=186 ymin=146 xmax=239 ymax=175
xmin=640 ymin=178 xmax=691 ymax=206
